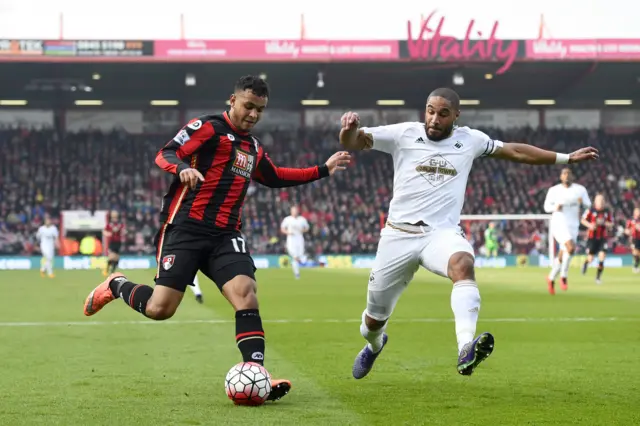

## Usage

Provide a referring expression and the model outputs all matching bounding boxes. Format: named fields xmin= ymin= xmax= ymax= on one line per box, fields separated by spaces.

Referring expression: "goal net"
xmin=459 ymin=214 xmax=553 ymax=266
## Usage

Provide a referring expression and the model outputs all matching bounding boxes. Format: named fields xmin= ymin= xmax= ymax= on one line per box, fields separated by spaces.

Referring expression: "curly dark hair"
xmin=234 ymin=75 xmax=270 ymax=98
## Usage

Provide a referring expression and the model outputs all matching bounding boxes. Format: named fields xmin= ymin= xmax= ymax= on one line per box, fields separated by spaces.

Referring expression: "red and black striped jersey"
xmin=581 ymin=208 xmax=613 ymax=240
xmin=155 ymin=112 xmax=329 ymax=234
xmin=105 ymin=221 xmax=125 ymax=243
xmin=627 ymin=218 xmax=640 ymax=240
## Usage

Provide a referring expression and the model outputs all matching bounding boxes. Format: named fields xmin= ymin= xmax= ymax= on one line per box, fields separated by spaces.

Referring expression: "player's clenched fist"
xmin=340 ymin=111 xmax=360 ymax=130
xmin=325 ymin=151 xmax=351 ymax=175
xmin=179 ymin=167 xmax=205 ymax=190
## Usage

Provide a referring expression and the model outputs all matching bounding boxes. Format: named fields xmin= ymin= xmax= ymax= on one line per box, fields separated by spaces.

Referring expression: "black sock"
xmin=109 ymin=260 xmax=119 ymax=273
xmin=108 ymin=276 xmax=153 ymax=316
xmin=634 ymin=256 xmax=640 ymax=268
xmin=235 ymin=309 xmax=265 ymax=365
xmin=582 ymin=260 xmax=588 ymax=274
xmin=597 ymin=262 xmax=604 ymax=280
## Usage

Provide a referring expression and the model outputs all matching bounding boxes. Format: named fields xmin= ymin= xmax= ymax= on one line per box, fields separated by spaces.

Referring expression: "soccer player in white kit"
xmin=544 ymin=168 xmax=591 ymax=294
xmin=36 ymin=216 xmax=59 ymax=278
xmin=280 ymin=205 xmax=309 ymax=279
xmin=339 ymin=88 xmax=599 ymax=378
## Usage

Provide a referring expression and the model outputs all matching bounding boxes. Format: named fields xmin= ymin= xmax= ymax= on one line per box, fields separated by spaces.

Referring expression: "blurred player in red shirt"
xmin=103 ymin=211 xmax=125 ymax=276
xmin=625 ymin=207 xmax=640 ymax=273
xmin=580 ymin=194 xmax=613 ymax=284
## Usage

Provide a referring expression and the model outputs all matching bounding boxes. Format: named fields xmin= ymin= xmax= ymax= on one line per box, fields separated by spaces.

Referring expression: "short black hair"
xmin=427 ymin=87 xmax=460 ymax=110
xmin=234 ymin=75 xmax=270 ymax=98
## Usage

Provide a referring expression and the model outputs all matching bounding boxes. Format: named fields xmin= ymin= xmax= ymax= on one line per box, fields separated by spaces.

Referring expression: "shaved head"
xmin=427 ymin=87 xmax=460 ymax=111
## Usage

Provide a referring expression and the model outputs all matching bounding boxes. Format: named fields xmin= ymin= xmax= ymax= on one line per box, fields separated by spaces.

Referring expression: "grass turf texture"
xmin=0 ymin=267 xmax=639 ymax=425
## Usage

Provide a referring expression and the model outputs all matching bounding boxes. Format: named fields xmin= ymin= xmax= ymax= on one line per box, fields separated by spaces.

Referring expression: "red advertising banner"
xmin=154 ymin=40 xmax=399 ymax=61
xmin=526 ymin=39 xmax=640 ymax=60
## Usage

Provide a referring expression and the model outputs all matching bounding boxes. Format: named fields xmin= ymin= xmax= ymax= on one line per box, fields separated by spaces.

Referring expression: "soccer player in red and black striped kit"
xmin=83 ymin=75 xmax=351 ymax=402
xmin=580 ymin=194 xmax=613 ymax=284
xmin=103 ymin=211 xmax=125 ymax=276
xmin=625 ymin=207 xmax=640 ymax=273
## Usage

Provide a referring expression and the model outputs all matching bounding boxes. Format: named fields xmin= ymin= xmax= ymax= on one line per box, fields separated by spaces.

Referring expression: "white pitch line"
xmin=0 ymin=317 xmax=636 ymax=327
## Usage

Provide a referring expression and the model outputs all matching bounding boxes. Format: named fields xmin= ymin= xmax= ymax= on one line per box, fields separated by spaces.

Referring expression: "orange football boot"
xmin=84 ymin=272 xmax=124 ymax=316
xmin=267 ymin=379 xmax=292 ymax=402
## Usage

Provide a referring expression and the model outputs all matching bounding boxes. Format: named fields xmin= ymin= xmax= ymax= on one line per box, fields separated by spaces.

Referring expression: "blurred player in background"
xmin=626 ymin=207 xmax=640 ymax=273
xmin=544 ymin=168 xmax=591 ymax=294
xmin=103 ymin=211 xmax=125 ymax=276
xmin=191 ymin=274 xmax=204 ymax=303
xmin=484 ymin=222 xmax=499 ymax=257
xmin=580 ymin=194 xmax=613 ymax=284
xmin=280 ymin=205 xmax=309 ymax=279
xmin=83 ymin=75 xmax=350 ymax=402
xmin=339 ymin=88 xmax=598 ymax=379
xmin=36 ymin=215 xmax=59 ymax=278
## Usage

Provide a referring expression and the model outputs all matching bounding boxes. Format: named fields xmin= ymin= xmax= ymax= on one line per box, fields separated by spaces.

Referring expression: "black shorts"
xmin=586 ymin=238 xmax=607 ymax=254
xmin=633 ymin=239 xmax=640 ymax=250
xmin=153 ymin=224 xmax=256 ymax=293
xmin=108 ymin=242 xmax=122 ymax=254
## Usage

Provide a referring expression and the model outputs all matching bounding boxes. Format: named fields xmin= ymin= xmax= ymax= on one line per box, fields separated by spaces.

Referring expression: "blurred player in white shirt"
xmin=543 ymin=168 xmax=591 ymax=294
xmin=36 ymin=216 xmax=59 ymax=278
xmin=339 ymin=88 xmax=598 ymax=379
xmin=280 ymin=205 xmax=309 ymax=279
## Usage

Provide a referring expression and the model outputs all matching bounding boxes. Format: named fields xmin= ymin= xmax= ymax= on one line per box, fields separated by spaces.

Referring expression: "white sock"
xmin=548 ymin=256 xmax=561 ymax=280
xmin=291 ymin=259 xmax=300 ymax=277
xmin=560 ymin=253 xmax=572 ymax=278
xmin=191 ymin=275 xmax=202 ymax=296
xmin=451 ymin=280 xmax=480 ymax=354
xmin=360 ymin=311 xmax=386 ymax=353
xmin=46 ymin=258 xmax=53 ymax=275
xmin=40 ymin=258 xmax=46 ymax=273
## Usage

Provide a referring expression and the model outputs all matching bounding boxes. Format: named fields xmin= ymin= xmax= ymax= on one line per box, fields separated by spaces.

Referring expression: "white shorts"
xmin=286 ymin=241 xmax=305 ymax=259
xmin=41 ymin=246 xmax=54 ymax=260
xmin=366 ymin=225 xmax=475 ymax=321
xmin=550 ymin=224 xmax=579 ymax=246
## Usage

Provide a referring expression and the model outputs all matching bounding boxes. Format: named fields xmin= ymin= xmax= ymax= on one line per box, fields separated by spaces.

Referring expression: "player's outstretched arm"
xmin=491 ymin=143 xmax=599 ymax=165
xmin=253 ymin=151 xmax=350 ymax=188
xmin=339 ymin=112 xmax=374 ymax=151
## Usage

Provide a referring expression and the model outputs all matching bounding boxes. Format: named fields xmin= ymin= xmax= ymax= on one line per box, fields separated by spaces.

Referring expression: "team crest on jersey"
xmin=231 ymin=150 xmax=255 ymax=179
xmin=416 ymin=154 xmax=458 ymax=187
xmin=227 ymin=133 xmax=236 ymax=141
xmin=162 ymin=254 xmax=175 ymax=270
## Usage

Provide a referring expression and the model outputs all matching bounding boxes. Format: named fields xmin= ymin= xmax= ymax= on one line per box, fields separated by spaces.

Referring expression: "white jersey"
xmin=361 ymin=122 xmax=503 ymax=229
xmin=37 ymin=225 xmax=59 ymax=253
xmin=543 ymin=183 xmax=591 ymax=230
xmin=280 ymin=215 xmax=309 ymax=245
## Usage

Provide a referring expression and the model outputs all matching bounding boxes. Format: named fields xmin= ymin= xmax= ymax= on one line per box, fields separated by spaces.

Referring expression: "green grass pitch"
xmin=0 ymin=267 xmax=639 ymax=425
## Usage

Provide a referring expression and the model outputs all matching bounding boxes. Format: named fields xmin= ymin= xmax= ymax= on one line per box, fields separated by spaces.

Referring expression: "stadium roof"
xmin=1 ymin=61 xmax=639 ymax=109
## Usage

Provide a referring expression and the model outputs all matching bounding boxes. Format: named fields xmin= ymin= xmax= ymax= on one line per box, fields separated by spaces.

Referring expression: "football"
xmin=224 ymin=362 xmax=272 ymax=406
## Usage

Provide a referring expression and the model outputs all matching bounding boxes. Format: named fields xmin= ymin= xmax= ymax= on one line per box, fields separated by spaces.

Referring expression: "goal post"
xmin=459 ymin=214 xmax=553 ymax=261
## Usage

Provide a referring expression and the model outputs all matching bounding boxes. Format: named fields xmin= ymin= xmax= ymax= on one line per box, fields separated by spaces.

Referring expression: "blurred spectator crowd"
xmin=0 ymin=125 xmax=638 ymax=256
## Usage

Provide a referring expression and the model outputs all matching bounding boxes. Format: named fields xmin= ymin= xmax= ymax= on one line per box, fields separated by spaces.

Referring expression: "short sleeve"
xmin=360 ymin=123 xmax=406 ymax=154
xmin=469 ymin=129 xmax=504 ymax=159
xmin=280 ymin=218 xmax=289 ymax=229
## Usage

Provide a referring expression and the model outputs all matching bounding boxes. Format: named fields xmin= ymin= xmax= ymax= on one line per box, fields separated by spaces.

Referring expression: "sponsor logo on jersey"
xmin=231 ymin=150 xmax=255 ymax=179
xmin=416 ymin=155 xmax=458 ymax=187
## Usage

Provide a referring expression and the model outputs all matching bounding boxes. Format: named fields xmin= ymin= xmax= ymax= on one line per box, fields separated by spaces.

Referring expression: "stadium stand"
xmin=0 ymin=126 xmax=637 ymax=256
